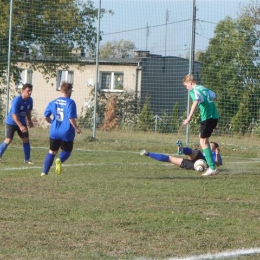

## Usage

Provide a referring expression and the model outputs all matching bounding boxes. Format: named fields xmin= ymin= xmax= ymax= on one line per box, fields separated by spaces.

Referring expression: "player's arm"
xmin=26 ymin=110 xmax=34 ymax=128
xmin=183 ymin=100 xmax=198 ymax=125
xmin=209 ymin=90 xmax=217 ymax=100
xmin=69 ymin=118 xmax=82 ymax=134
xmin=45 ymin=117 xmax=52 ymax=124
xmin=12 ymin=114 xmax=27 ymax=133
xmin=44 ymin=103 xmax=53 ymax=124
xmin=214 ymin=147 xmax=221 ymax=166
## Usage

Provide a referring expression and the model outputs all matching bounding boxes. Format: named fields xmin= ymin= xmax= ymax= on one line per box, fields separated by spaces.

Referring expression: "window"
xmin=16 ymin=69 xmax=33 ymax=89
xmin=57 ymin=70 xmax=74 ymax=90
xmin=100 ymin=72 xmax=124 ymax=91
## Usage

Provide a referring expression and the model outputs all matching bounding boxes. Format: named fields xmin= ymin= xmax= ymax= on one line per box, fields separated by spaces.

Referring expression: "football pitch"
xmin=0 ymin=129 xmax=259 ymax=260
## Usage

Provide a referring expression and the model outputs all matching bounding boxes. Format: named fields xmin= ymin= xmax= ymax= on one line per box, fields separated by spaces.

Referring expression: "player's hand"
xmin=76 ymin=128 xmax=82 ymax=134
xmin=20 ymin=125 xmax=28 ymax=133
xmin=183 ymin=118 xmax=190 ymax=126
xmin=27 ymin=120 xmax=34 ymax=128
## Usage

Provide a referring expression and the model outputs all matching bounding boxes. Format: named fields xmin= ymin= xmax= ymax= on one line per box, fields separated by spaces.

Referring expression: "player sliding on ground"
xmin=140 ymin=141 xmax=222 ymax=176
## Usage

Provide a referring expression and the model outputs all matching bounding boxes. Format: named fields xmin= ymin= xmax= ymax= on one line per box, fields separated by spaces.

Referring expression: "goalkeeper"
xmin=140 ymin=141 xmax=222 ymax=173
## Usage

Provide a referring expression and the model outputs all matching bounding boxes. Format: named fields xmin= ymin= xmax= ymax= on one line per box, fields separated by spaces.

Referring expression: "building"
xmin=6 ymin=51 xmax=201 ymax=126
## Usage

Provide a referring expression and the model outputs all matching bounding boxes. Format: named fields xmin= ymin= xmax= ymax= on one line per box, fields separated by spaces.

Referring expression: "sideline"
xmin=136 ymin=248 xmax=260 ymax=260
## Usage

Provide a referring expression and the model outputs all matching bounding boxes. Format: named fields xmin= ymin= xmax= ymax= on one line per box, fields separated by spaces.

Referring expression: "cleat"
xmin=140 ymin=149 xmax=148 ymax=156
xmin=176 ymin=140 xmax=183 ymax=155
xmin=201 ymin=168 xmax=218 ymax=176
xmin=55 ymin=158 xmax=62 ymax=175
xmin=41 ymin=173 xmax=47 ymax=177
xmin=24 ymin=160 xmax=34 ymax=164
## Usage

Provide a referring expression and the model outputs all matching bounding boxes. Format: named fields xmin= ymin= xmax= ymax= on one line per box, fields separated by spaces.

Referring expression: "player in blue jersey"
xmin=41 ymin=82 xmax=82 ymax=176
xmin=182 ymin=74 xmax=219 ymax=176
xmin=140 ymin=141 xmax=222 ymax=172
xmin=0 ymin=83 xmax=34 ymax=164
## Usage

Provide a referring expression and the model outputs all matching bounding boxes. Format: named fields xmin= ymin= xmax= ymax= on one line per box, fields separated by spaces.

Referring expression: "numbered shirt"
xmin=6 ymin=95 xmax=33 ymax=126
xmin=190 ymin=84 xmax=219 ymax=121
xmin=44 ymin=97 xmax=77 ymax=142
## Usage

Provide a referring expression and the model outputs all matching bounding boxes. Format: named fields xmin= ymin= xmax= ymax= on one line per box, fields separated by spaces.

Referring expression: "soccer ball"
xmin=194 ymin=159 xmax=207 ymax=172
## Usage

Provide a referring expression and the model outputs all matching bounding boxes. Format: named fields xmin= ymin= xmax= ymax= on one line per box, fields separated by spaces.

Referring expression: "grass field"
xmin=0 ymin=128 xmax=260 ymax=260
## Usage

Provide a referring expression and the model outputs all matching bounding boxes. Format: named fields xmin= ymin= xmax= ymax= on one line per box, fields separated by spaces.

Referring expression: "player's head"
xmin=182 ymin=74 xmax=197 ymax=90
xmin=210 ymin=141 xmax=219 ymax=151
xmin=60 ymin=81 xmax=73 ymax=97
xmin=21 ymin=83 xmax=33 ymax=99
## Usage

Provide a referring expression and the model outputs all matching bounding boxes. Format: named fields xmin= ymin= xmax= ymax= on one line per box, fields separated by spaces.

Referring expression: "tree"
xmin=0 ymin=0 xmax=110 ymax=84
xmin=99 ymin=95 xmax=119 ymax=131
xmin=99 ymin=39 xmax=136 ymax=58
xmin=199 ymin=10 xmax=260 ymax=134
xmin=137 ymin=96 xmax=154 ymax=132
xmin=230 ymin=94 xmax=251 ymax=134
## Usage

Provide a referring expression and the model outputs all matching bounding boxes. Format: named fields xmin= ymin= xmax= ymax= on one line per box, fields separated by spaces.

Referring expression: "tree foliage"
xmin=199 ymin=5 xmax=260 ymax=134
xmin=0 ymin=0 xmax=109 ymax=83
xmin=137 ymin=96 xmax=154 ymax=132
xmin=79 ymin=89 xmax=139 ymax=130
xmin=99 ymin=39 xmax=136 ymax=58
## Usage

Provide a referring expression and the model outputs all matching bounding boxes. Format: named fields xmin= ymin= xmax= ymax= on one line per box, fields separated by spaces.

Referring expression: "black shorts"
xmin=49 ymin=138 xmax=73 ymax=152
xmin=5 ymin=124 xmax=29 ymax=139
xmin=200 ymin=118 xmax=218 ymax=138
xmin=180 ymin=150 xmax=205 ymax=170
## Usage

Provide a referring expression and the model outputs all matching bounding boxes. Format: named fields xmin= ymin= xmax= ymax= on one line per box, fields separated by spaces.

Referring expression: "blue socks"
xmin=147 ymin=152 xmax=169 ymax=162
xmin=0 ymin=142 xmax=8 ymax=157
xmin=183 ymin=147 xmax=192 ymax=155
xmin=42 ymin=151 xmax=71 ymax=175
xmin=42 ymin=153 xmax=55 ymax=175
xmin=23 ymin=142 xmax=31 ymax=161
xmin=59 ymin=150 xmax=71 ymax=163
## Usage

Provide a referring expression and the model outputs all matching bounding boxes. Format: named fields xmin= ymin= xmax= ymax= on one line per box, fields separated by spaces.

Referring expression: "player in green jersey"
xmin=182 ymin=74 xmax=219 ymax=176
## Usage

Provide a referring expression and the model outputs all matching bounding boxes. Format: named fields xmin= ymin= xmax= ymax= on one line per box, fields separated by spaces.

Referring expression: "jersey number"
xmin=56 ymin=108 xmax=64 ymax=122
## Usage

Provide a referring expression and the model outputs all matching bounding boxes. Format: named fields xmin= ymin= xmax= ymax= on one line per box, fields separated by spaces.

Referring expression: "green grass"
xmin=0 ymin=128 xmax=260 ymax=259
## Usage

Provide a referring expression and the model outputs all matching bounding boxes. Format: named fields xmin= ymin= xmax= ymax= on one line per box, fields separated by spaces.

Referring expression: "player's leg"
xmin=141 ymin=151 xmax=170 ymax=162
xmin=176 ymin=141 xmax=200 ymax=161
xmin=168 ymin=156 xmax=185 ymax=167
xmin=140 ymin=150 xmax=186 ymax=167
xmin=200 ymin=119 xmax=218 ymax=176
xmin=179 ymin=158 xmax=196 ymax=170
xmin=17 ymin=125 xmax=33 ymax=164
xmin=55 ymin=141 xmax=73 ymax=175
xmin=41 ymin=139 xmax=60 ymax=176
xmin=0 ymin=124 xmax=16 ymax=161
xmin=21 ymin=137 xmax=33 ymax=164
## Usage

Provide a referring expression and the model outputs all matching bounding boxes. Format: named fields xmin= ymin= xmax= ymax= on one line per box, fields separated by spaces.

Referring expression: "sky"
xmin=92 ymin=0 xmax=250 ymax=57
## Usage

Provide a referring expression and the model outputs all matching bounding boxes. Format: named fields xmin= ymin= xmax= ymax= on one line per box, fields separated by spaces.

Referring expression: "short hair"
xmin=60 ymin=81 xmax=73 ymax=93
xmin=22 ymin=83 xmax=33 ymax=90
xmin=210 ymin=142 xmax=219 ymax=149
xmin=182 ymin=74 xmax=196 ymax=83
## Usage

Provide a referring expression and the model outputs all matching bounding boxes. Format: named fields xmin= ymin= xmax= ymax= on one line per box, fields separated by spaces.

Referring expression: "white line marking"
xmin=136 ymin=248 xmax=260 ymax=260
xmin=2 ymin=162 xmax=151 ymax=171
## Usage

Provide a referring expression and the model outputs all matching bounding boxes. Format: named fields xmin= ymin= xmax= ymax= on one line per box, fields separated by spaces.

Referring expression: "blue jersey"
xmin=44 ymin=97 xmax=77 ymax=142
xmin=6 ymin=95 xmax=33 ymax=126
xmin=203 ymin=151 xmax=223 ymax=165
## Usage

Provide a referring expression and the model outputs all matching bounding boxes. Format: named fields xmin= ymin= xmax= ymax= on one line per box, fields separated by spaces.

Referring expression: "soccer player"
xmin=140 ymin=141 xmax=222 ymax=173
xmin=41 ymin=82 xmax=82 ymax=176
xmin=0 ymin=83 xmax=34 ymax=164
xmin=182 ymin=74 xmax=219 ymax=176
